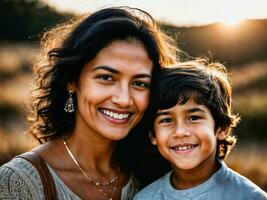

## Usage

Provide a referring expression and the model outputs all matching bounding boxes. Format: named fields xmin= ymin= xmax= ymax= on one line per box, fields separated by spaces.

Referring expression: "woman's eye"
xmin=98 ymin=74 xmax=113 ymax=81
xmin=132 ymin=81 xmax=150 ymax=89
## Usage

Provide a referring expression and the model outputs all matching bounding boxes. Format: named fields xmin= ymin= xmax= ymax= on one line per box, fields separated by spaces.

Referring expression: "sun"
xmin=218 ymin=10 xmax=244 ymax=26
xmin=222 ymin=18 xmax=242 ymax=27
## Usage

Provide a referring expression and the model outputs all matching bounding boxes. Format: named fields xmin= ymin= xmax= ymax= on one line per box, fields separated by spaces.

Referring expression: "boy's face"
xmin=152 ymin=99 xmax=227 ymax=172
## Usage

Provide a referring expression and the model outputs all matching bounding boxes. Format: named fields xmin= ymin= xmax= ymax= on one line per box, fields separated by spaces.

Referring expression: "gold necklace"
xmin=63 ymin=138 xmax=120 ymax=200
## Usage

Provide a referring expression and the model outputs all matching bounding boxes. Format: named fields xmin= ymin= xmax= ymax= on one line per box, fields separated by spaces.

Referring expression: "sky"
xmin=43 ymin=0 xmax=267 ymax=26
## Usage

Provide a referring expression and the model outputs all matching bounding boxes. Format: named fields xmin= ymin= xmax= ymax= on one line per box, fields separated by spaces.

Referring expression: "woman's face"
xmin=70 ymin=40 xmax=153 ymax=141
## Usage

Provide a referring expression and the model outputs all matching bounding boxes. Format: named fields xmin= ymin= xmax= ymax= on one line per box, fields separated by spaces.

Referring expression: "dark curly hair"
xmin=28 ymin=7 xmax=178 ymax=171
xmin=152 ymin=59 xmax=240 ymax=159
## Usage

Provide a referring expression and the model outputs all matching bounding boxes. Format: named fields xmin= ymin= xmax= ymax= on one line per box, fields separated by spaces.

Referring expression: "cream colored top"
xmin=0 ymin=157 xmax=139 ymax=200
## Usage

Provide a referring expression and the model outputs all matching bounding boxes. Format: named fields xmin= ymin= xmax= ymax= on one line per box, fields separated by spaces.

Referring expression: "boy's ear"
xmin=216 ymin=127 xmax=228 ymax=140
xmin=149 ymin=131 xmax=157 ymax=145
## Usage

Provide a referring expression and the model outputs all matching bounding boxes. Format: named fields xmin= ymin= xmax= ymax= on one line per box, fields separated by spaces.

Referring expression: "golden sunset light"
xmin=42 ymin=0 xmax=267 ymax=26
xmin=1 ymin=0 xmax=267 ymax=194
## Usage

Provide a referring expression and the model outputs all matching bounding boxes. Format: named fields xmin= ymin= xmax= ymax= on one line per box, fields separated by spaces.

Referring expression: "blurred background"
xmin=0 ymin=0 xmax=266 ymax=191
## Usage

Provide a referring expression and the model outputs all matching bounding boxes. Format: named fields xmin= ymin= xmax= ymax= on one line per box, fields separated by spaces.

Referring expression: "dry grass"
xmin=0 ymin=43 xmax=37 ymax=163
xmin=233 ymin=92 xmax=267 ymax=113
xmin=0 ymin=74 xmax=32 ymax=106
xmin=226 ymin=142 xmax=267 ymax=191
xmin=0 ymin=44 xmax=266 ymax=192
xmin=229 ymin=61 xmax=267 ymax=88
xmin=226 ymin=62 xmax=267 ymax=191
xmin=0 ymin=43 xmax=37 ymax=73
xmin=0 ymin=129 xmax=38 ymax=164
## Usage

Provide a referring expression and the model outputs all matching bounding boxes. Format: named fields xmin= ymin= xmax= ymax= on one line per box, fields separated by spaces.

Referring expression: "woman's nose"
xmin=111 ymin=85 xmax=133 ymax=107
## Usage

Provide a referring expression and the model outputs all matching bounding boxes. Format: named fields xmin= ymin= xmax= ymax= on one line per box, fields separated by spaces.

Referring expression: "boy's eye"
xmin=188 ymin=115 xmax=201 ymax=121
xmin=132 ymin=81 xmax=150 ymax=89
xmin=98 ymin=74 xmax=113 ymax=81
xmin=159 ymin=118 xmax=173 ymax=124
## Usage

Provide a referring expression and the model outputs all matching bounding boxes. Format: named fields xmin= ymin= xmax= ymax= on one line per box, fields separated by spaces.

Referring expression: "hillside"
xmin=1 ymin=0 xmax=267 ymax=66
xmin=161 ymin=19 xmax=267 ymax=65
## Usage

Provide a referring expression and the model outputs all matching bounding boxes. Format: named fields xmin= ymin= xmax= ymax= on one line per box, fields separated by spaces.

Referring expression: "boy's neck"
xmin=171 ymin=159 xmax=220 ymax=190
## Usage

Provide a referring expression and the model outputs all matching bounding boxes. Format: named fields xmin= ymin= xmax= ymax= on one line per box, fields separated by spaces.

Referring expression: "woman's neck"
xmin=66 ymin=131 xmax=118 ymax=174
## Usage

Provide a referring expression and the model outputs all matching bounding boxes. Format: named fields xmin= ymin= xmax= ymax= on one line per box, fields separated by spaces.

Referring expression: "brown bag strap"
xmin=17 ymin=151 xmax=57 ymax=200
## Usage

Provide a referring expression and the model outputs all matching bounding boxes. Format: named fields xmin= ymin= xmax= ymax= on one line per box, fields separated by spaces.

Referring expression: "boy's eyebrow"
xmin=92 ymin=65 xmax=151 ymax=79
xmin=188 ymin=107 xmax=206 ymax=113
xmin=156 ymin=111 xmax=170 ymax=116
xmin=156 ymin=107 xmax=206 ymax=116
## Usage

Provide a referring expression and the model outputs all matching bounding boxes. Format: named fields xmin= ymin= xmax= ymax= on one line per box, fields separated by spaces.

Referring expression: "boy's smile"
xmin=169 ymin=143 xmax=199 ymax=154
xmin=152 ymin=99 xmax=226 ymax=174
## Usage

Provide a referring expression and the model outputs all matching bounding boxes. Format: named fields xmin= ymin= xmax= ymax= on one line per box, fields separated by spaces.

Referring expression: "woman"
xmin=0 ymin=7 xmax=177 ymax=200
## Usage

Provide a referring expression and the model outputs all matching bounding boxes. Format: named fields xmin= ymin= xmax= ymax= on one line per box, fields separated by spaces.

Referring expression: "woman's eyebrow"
xmin=92 ymin=65 xmax=151 ymax=79
xmin=92 ymin=65 xmax=118 ymax=74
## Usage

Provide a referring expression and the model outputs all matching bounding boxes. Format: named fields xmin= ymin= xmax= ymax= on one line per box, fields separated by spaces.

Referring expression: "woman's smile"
xmin=99 ymin=108 xmax=132 ymax=124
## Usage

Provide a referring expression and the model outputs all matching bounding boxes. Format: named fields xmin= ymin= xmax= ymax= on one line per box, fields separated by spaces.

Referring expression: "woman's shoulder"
xmin=121 ymin=174 xmax=140 ymax=199
xmin=0 ymin=155 xmax=41 ymax=181
xmin=0 ymin=155 xmax=44 ymax=199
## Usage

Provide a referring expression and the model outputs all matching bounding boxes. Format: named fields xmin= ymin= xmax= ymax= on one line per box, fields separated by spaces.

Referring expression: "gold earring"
xmin=64 ymin=91 xmax=75 ymax=113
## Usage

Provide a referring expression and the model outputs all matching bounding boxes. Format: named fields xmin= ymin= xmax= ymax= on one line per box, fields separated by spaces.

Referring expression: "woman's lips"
xmin=99 ymin=108 xmax=132 ymax=124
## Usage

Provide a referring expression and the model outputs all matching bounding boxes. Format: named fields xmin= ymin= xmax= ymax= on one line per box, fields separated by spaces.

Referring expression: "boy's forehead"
xmin=157 ymin=98 xmax=209 ymax=114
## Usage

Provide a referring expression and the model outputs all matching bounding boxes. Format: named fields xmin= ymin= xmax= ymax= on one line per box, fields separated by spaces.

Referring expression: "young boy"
xmin=134 ymin=59 xmax=267 ymax=200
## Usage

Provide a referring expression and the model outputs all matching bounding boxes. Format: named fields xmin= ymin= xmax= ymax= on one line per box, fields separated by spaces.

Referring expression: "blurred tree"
xmin=0 ymin=0 xmax=72 ymax=41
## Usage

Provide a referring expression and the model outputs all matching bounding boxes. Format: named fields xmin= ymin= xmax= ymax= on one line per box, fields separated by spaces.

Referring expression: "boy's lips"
xmin=169 ymin=143 xmax=198 ymax=152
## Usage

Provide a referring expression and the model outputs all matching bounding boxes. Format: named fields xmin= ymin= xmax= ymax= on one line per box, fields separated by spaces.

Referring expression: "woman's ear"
xmin=67 ymin=82 xmax=76 ymax=92
xmin=149 ymin=131 xmax=157 ymax=145
xmin=216 ymin=127 xmax=228 ymax=141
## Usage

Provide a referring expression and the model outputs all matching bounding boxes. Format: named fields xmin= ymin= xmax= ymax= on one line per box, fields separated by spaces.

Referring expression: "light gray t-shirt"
xmin=0 ymin=157 xmax=139 ymax=200
xmin=134 ymin=161 xmax=267 ymax=200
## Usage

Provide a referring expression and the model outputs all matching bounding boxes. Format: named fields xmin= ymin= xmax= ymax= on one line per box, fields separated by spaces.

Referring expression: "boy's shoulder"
xmin=133 ymin=162 xmax=267 ymax=200
xmin=133 ymin=171 xmax=171 ymax=200
xmin=223 ymin=164 xmax=267 ymax=198
xmin=207 ymin=160 xmax=267 ymax=199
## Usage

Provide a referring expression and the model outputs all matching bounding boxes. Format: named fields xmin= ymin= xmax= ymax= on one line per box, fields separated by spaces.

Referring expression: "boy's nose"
xmin=173 ymin=123 xmax=191 ymax=138
xmin=111 ymin=85 xmax=133 ymax=107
